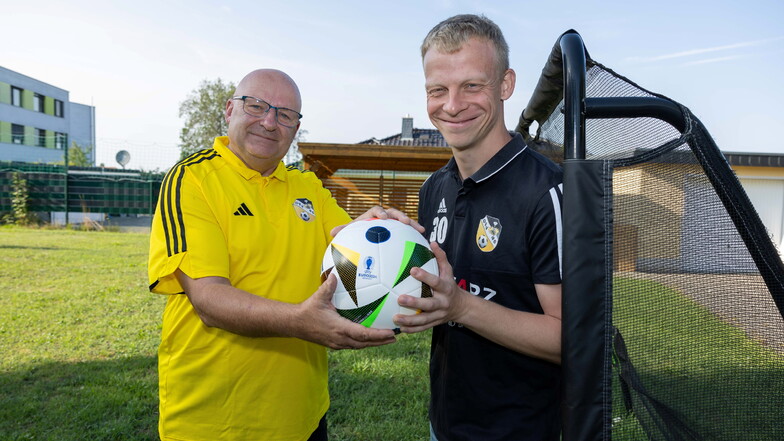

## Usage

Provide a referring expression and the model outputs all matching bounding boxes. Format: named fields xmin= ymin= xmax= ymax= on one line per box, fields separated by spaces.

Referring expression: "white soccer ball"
xmin=321 ymin=218 xmax=438 ymax=329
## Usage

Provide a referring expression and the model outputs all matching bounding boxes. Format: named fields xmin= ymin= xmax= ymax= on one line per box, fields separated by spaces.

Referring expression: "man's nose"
xmin=443 ymin=90 xmax=468 ymax=115
xmin=259 ymin=109 xmax=278 ymax=129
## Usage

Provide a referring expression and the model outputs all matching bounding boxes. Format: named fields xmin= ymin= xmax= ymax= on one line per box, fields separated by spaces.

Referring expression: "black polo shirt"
xmin=418 ymin=133 xmax=563 ymax=441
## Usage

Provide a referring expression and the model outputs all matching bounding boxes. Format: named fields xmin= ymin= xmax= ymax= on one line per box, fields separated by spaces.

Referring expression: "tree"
xmin=285 ymin=129 xmax=308 ymax=167
xmin=178 ymin=78 xmax=235 ymax=159
xmin=1 ymin=172 xmax=38 ymax=226
xmin=68 ymin=142 xmax=92 ymax=167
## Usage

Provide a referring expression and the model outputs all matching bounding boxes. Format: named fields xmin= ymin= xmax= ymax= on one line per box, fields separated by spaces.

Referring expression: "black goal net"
xmin=519 ymin=30 xmax=784 ymax=441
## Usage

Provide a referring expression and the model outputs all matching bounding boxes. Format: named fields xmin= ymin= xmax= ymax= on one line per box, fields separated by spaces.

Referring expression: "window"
xmin=11 ymin=87 xmax=22 ymax=107
xmin=36 ymin=128 xmax=47 ymax=147
xmin=55 ymin=132 xmax=67 ymax=150
xmin=34 ymin=93 xmax=44 ymax=112
xmin=54 ymin=99 xmax=64 ymax=117
xmin=12 ymin=124 xmax=24 ymax=144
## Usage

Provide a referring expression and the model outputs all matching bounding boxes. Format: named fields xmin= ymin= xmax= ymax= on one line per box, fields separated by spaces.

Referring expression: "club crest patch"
xmin=293 ymin=198 xmax=316 ymax=222
xmin=476 ymin=215 xmax=502 ymax=252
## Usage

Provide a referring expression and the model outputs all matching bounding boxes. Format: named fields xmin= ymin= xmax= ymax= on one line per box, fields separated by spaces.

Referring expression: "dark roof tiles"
xmin=358 ymin=128 xmax=448 ymax=147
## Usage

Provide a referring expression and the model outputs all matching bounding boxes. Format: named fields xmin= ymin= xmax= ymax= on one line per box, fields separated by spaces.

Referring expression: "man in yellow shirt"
xmin=149 ymin=69 xmax=408 ymax=441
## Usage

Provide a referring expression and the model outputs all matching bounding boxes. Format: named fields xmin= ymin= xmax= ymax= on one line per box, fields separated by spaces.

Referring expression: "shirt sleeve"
xmin=148 ymin=167 xmax=229 ymax=294
xmin=316 ymin=177 xmax=352 ymax=240
xmin=529 ymin=183 xmax=563 ymax=284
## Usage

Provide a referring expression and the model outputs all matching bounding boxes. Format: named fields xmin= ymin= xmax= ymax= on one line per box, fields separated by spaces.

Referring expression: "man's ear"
xmin=500 ymin=68 xmax=516 ymax=101
xmin=225 ymin=98 xmax=234 ymax=124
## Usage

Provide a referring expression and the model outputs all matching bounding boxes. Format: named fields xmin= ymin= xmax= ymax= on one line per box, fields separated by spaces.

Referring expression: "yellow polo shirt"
xmin=148 ymin=136 xmax=351 ymax=441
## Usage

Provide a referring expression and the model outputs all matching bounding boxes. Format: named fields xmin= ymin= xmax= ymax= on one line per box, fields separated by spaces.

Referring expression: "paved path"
xmin=104 ymin=215 xmax=152 ymax=233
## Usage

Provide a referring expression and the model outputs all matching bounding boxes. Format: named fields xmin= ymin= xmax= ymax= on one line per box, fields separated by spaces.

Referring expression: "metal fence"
xmin=0 ymin=161 xmax=164 ymax=220
xmin=1 ymin=162 xmax=433 ymax=224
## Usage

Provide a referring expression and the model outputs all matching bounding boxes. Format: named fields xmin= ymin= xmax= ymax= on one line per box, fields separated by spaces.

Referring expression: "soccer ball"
xmin=321 ymin=218 xmax=438 ymax=329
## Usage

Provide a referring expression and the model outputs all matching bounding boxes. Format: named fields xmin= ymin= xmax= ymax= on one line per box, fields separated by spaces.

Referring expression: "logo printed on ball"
xmin=358 ymin=255 xmax=378 ymax=281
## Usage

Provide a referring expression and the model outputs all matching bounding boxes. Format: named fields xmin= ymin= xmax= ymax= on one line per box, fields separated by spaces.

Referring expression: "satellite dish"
xmin=116 ymin=150 xmax=130 ymax=169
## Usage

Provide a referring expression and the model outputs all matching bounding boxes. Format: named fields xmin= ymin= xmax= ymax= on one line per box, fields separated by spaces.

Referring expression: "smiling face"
xmin=225 ymin=69 xmax=301 ymax=176
xmin=424 ymin=37 xmax=515 ymax=157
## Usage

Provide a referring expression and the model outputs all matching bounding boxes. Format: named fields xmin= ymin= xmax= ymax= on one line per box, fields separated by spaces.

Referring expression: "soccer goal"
xmin=519 ymin=30 xmax=784 ymax=440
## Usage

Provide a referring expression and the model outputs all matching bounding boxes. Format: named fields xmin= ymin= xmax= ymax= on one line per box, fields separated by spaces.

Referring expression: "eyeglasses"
xmin=232 ymin=96 xmax=303 ymax=128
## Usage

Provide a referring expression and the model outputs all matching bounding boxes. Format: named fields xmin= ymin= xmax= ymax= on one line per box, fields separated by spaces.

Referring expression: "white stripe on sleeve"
xmin=549 ymin=184 xmax=564 ymax=278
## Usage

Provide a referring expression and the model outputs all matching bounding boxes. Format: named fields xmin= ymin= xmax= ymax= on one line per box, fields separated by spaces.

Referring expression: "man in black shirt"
xmin=394 ymin=14 xmax=563 ymax=440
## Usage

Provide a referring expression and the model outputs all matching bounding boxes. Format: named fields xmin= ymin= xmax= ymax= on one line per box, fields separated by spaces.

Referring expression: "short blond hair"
xmin=421 ymin=14 xmax=510 ymax=77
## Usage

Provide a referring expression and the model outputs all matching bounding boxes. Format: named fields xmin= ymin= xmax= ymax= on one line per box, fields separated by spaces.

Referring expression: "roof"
xmin=723 ymin=151 xmax=784 ymax=168
xmin=298 ymin=142 xmax=452 ymax=178
xmin=358 ymin=128 xmax=448 ymax=147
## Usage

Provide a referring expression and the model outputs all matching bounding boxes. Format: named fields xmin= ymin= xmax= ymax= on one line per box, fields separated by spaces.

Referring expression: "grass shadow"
xmin=0 ymin=245 xmax=63 ymax=251
xmin=327 ymin=331 xmax=431 ymax=441
xmin=0 ymin=356 xmax=158 ymax=441
xmin=612 ymin=276 xmax=784 ymax=440
xmin=612 ymin=363 xmax=784 ymax=440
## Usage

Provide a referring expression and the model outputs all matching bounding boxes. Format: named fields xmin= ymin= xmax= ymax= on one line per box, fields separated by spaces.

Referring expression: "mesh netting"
xmin=537 ymin=62 xmax=784 ymax=440
xmin=0 ymin=162 xmax=163 ymax=215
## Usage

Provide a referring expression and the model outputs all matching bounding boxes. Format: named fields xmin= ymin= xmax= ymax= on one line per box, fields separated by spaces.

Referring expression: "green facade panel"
xmin=44 ymin=96 xmax=54 ymax=115
xmin=0 ymin=121 xmax=10 ymax=143
xmin=0 ymin=82 xmax=9 ymax=104
xmin=24 ymin=126 xmax=35 ymax=146
xmin=21 ymin=89 xmax=33 ymax=110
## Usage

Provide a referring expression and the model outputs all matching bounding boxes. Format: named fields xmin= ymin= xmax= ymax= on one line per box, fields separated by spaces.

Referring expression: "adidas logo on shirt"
xmin=233 ymin=203 xmax=254 ymax=216
xmin=437 ymin=198 xmax=448 ymax=214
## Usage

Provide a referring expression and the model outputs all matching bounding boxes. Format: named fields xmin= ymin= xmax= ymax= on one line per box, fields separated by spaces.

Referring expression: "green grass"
xmin=2 ymin=227 xmax=781 ymax=440
xmin=328 ymin=333 xmax=430 ymax=440
xmin=0 ymin=227 xmax=163 ymax=441
xmin=611 ymin=277 xmax=784 ymax=440
xmin=0 ymin=226 xmax=430 ymax=441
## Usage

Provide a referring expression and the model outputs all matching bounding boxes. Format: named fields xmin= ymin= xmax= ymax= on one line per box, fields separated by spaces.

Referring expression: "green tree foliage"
xmin=285 ymin=129 xmax=308 ymax=167
xmin=178 ymin=78 xmax=236 ymax=160
xmin=2 ymin=172 xmax=39 ymax=225
xmin=68 ymin=142 xmax=92 ymax=167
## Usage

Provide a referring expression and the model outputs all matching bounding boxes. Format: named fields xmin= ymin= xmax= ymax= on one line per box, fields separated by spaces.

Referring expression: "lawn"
xmin=0 ymin=227 xmax=431 ymax=441
xmin=611 ymin=277 xmax=784 ymax=440
xmin=1 ymin=227 xmax=781 ymax=440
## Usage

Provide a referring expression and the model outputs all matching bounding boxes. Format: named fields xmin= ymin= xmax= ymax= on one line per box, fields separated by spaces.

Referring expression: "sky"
xmin=3 ymin=0 xmax=783 ymax=170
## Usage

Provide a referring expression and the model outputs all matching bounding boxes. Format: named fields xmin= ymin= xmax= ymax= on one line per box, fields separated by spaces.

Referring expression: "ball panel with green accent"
xmin=394 ymin=242 xmax=436 ymax=287
xmin=335 ymin=292 xmax=389 ymax=326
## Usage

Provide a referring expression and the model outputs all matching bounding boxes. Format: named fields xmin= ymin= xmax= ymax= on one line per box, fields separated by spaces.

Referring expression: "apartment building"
xmin=0 ymin=66 xmax=95 ymax=164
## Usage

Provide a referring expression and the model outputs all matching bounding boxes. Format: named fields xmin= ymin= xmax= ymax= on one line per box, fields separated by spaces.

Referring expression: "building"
xmin=302 ymin=116 xmax=784 ymax=253
xmin=725 ymin=152 xmax=784 ymax=252
xmin=299 ymin=116 xmax=450 ymax=219
xmin=0 ymin=66 xmax=96 ymax=164
xmin=358 ymin=115 xmax=447 ymax=147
